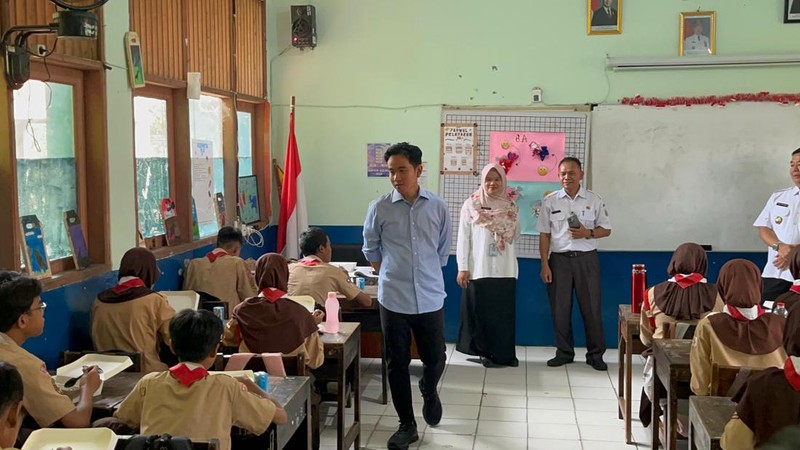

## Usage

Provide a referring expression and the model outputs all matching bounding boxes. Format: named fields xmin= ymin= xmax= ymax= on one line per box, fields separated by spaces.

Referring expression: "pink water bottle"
xmin=631 ymin=264 xmax=647 ymax=313
xmin=325 ymin=291 xmax=340 ymax=333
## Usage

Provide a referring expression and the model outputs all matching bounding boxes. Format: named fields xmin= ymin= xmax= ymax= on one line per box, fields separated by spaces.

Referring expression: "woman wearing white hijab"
xmin=456 ymin=163 xmax=520 ymax=367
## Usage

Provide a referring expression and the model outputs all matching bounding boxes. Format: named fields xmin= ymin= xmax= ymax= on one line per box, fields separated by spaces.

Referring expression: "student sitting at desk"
xmin=288 ymin=227 xmax=372 ymax=308
xmin=91 ymin=248 xmax=175 ymax=373
xmin=638 ymin=242 xmax=722 ymax=426
xmin=115 ymin=309 xmax=286 ymax=450
xmin=720 ymin=302 xmax=800 ymax=450
xmin=0 ymin=362 xmax=23 ymax=450
xmin=0 ymin=271 xmax=101 ymax=428
xmin=224 ymin=252 xmax=324 ymax=370
xmin=690 ymin=259 xmax=787 ymax=396
xmin=772 ymin=246 xmax=800 ymax=311
xmin=183 ymin=226 xmax=258 ymax=312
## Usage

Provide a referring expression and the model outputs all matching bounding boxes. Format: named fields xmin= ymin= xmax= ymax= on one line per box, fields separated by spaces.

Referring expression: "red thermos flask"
xmin=631 ymin=264 xmax=647 ymax=313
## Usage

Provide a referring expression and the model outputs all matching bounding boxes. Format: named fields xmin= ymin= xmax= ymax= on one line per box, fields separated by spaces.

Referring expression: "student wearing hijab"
xmin=92 ymin=248 xmax=175 ymax=373
xmin=638 ymin=242 xmax=723 ymax=426
xmin=690 ymin=259 xmax=787 ymax=396
xmin=720 ymin=302 xmax=800 ymax=449
xmin=772 ymin=246 xmax=800 ymax=311
xmin=456 ymin=163 xmax=520 ymax=367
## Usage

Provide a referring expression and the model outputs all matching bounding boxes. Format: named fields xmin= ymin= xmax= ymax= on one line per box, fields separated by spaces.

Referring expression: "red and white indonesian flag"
xmin=277 ymin=105 xmax=307 ymax=258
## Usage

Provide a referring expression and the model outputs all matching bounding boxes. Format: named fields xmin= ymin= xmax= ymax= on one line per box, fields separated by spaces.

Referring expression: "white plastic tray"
xmin=161 ymin=290 xmax=200 ymax=312
xmin=22 ymin=428 xmax=118 ymax=450
xmin=209 ymin=370 xmax=255 ymax=380
xmin=286 ymin=295 xmax=315 ymax=313
xmin=53 ymin=354 xmax=133 ymax=396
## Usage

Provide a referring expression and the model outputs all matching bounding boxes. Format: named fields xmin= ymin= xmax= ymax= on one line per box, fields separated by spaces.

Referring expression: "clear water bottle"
xmin=325 ymin=291 xmax=340 ymax=333
xmin=773 ymin=302 xmax=788 ymax=318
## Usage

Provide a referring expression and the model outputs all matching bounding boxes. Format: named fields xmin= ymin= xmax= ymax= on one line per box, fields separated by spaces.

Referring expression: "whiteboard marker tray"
xmin=22 ymin=427 xmax=118 ymax=450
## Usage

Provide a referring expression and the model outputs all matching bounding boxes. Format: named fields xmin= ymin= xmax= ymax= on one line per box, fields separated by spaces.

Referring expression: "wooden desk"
xmin=651 ymin=339 xmax=693 ymax=450
xmin=617 ymin=304 xmax=646 ymax=444
xmin=311 ymin=322 xmax=361 ymax=450
xmin=688 ymin=396 xmax=736 ymax=450
xmin=93 ymin=372 xmax=143 ymax=413
xmin=234 ymin=376 xmax=311 ymax=450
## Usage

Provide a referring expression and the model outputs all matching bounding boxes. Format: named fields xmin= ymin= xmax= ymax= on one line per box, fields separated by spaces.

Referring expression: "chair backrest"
xmin=711 ymin=363 xmax=758 ymax=397
xmin=663 ymin=319 xmax=698 ymax=340
xmin=61 ymin=350 xmax=143 ymax=373
xmin=282 ymin=354 xmax=306 ymax=376
xmin=115 ymin=436 xmax=220 ymax=450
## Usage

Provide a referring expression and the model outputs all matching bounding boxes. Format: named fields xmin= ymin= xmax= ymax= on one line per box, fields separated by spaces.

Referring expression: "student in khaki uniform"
xmin=92 ymin=248 xmax=175 ymax=373
xmin=224 ymin=253 xmax=324 ymax=369
xmin=0 ymin=362 xmax=23 ymax=450
xmin=0 ymin=271 xmax=101 ymax=428
xmin=288 ymin=227 xmax=372 ymax=307
xmin=720 ymin=302 xmax=800 ymax=450
xmin=115 ymin=309 xmax=286 ymax=450
xmin=690 ymin=260 xmax=788 ymax=396
xmin=183 ymin=227 xmax=257 ymax=311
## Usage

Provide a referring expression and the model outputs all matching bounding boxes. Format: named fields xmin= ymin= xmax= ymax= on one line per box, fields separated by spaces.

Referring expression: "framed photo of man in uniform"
xmin=587 ymin=0 xmax=622 ymax=35
xmin=680 ymin=11 xmax=716 ymax=56
xmin=785 ymin=0 xmax=800 ymax=23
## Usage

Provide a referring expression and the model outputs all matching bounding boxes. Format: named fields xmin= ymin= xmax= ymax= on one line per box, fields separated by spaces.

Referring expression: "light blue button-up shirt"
xmin=362 ymin=188 xmax=452 ymax=314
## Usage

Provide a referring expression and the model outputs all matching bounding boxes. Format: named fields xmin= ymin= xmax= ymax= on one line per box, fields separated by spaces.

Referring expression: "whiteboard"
xmin=592 ymin=103 xmax=800 ymax=251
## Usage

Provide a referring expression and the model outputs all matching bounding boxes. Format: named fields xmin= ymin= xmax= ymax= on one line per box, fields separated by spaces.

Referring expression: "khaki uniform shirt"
xmin=223 ymin=318 xmax=325 ymax=370
xmin=91 ymin=292 xmax=176 ymax=373
xmin=288 ymin=255 xmax=362 ymax=306
xmin=690 ymin=315 xmax=787 ymax=396
xmin=720 ymin=418 xmax=757 ymax=450
xmin=639 ymin=288 xmax=724 ymax=346
xmin=0 ymin=333 xmax=75 ymax=427
xmin=115 ymin=370 xmax=276 ymax=450
xmin=183 ymin=253 xmax=257 ymax=311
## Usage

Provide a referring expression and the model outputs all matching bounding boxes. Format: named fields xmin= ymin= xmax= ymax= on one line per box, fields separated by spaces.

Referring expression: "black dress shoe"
xmin=419 ymin=379 xmax=442 ymax=426
xmin=546 ymin=356 xmax=574 ymax=367
xmin=387 ymin=421 xmax=419 ymax=449
xmin=587 ymin=359 xmax=608 ymax=371
xmin=505 ymin=357 xmax=520 ymax=367
xmin=480 ymin=356 xmax=503 ymax=368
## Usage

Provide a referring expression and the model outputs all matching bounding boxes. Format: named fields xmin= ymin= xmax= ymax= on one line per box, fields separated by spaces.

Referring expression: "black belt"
xmin=552 ymin=250 xmax=596 ymax=257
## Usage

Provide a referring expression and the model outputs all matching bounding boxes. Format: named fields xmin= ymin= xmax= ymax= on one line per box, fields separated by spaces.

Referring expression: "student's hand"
xmin=312 ymin=310 xmax=325 ymax=324
xmin=774 ymin=254 xmax=790 ymax=270
xmin=568 ymin=224 xmax=590 ymax=239
xmin=81 ymin=366 xmax=102 ymax=393
xmin=541 ymin=265 xmax=553 ymax=284
xmin=456 ymin=271 xmax=470 ymax=289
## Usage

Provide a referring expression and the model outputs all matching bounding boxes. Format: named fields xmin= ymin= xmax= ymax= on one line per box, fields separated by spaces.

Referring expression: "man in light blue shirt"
xmin=363 ymin=142 xmax=451 ymax=450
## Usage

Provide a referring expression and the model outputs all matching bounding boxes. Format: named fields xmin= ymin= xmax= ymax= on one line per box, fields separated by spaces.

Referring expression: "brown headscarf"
xmin=773 ymin=246 xmax=800 ymax=310
xmin=97 ymin=248 xmax=159 ymax=303
xmin=652 ymin=243 xmax=718 ymax=320
xmin=707 ymin=259 xmax=785 ymax=354
xmin=733 ymin=301 xmax=800 ymax=446
xmin=233 ymin=253 xmax=317 ymax=354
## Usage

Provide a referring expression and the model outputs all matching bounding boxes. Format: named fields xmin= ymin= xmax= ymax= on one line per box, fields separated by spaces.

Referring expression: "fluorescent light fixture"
xmin=607 ymin=54 xmax=800 ymax=71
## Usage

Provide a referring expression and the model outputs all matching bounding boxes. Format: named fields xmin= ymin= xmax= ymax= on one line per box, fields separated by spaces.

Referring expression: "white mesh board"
xmin=439 ymin=108 xmax=591 ymax=258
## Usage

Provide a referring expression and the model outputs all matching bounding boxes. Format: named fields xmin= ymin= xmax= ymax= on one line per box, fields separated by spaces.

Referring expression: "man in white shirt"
xmin=753 ymin=148 xmax=800 ymax=303
xmin=538 ymin=157 xmax=612 ymax=370
xmin=683 ymin=20 xmax=711 ymax=55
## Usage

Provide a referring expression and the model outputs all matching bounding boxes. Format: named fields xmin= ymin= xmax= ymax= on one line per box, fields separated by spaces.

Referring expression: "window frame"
xmin=235 ymin=101 xmax=256 ymax=178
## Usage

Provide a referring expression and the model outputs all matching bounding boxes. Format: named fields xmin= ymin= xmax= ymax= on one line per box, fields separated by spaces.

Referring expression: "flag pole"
xmin=290 ymin=96 xmax=295 ymax=113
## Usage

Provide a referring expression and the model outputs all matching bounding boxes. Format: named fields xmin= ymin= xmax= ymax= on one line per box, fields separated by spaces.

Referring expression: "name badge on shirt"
xmin=488 ymin=243 xmax=499 ymax=257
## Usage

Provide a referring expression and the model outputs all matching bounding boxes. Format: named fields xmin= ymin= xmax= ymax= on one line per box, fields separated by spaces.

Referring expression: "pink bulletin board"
xmin=488 ymin=131 xmax=565 ymax=182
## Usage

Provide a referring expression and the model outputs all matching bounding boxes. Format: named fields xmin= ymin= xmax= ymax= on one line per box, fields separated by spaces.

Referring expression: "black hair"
xmin=0 ymin=271 xmax=42 ymax=333
xmin=384 ymin=142 xmax=423 ymax=167
xmin=0 ymin=362 xmax=23 ymax=417
xmin=216 ymin=226 xmax=244 ymax=248
xmin=299 ymin=227 xmax=329 ymax=257
xmin=559 ymin=156 xmax=583 ymax=170
xmin=168 ymin=309 xmax=223 ymax=363
xmin=760 ymin=425 xmax=800 ymax=450
xmin=791 ymin=148 xmax=800 ymax=156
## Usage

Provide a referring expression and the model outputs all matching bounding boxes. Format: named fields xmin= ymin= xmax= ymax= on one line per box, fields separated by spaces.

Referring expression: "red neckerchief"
xmin=169 ymin=363 xmax=209 ymax=387
xmin=259 ymin=288 xmax=287 ymax=303
xmin=672 ymin=273 xmax=705 ymax=288
xmin=206 ymin=249 xmax=229 ymax=263
xmin=299 ymin=256 xmax=320 ymax=267
xmin=784 ymin=357 xmax=800 ymax=391
xmin=111 ymin=277 xmax=146 ymax=294
xmin=790 ymin=282 xmax=800 ymax=295
xmin=725 ymin=305 xmax=766 ymax=321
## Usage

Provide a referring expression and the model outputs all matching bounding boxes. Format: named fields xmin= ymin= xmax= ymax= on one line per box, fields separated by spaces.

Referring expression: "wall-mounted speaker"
xmin=291 ymin=5 xmax=317 ymax=49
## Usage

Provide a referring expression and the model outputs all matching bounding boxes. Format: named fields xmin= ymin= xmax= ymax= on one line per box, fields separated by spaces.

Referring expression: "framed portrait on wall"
xmin=785 ymin=0 xmax=800 ymax=23
xmin=679 ymin=11 xmax=716 ymax=56
xmin=587 ymin=0 xmax=622 ymax=35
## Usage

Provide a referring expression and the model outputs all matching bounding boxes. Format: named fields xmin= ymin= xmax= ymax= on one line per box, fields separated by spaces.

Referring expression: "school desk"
xmin=651 ymin=339 xmax=693 ymax=450
xmin=617 ymin=304 xmax=646 ymax=444
xmin=688 ymin=395 xmax=736 ymax=450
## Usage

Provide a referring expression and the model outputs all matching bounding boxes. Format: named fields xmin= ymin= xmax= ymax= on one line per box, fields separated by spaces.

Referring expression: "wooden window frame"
xmin=237 ymin=99 xmax=270 ymax=225
xmin=236 ymin=102 xmax=256 ymax=178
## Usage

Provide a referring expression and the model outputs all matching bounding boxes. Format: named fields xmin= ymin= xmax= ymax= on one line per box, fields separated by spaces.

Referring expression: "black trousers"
xmin=380 ymin=305 xmax=446 ymax=424
xmin=763 ymin=277 xmax=791 ymax=304
xmin=547 ymin=250 xmax=606 ymax=361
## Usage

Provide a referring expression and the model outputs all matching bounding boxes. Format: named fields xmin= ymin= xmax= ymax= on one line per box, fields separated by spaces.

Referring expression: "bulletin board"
xmin=439 ymin=107 xmax=591 ymax=259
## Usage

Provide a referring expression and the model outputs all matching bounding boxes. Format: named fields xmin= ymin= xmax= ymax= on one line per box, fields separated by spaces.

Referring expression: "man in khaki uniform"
xmin=115 ymin=309 xmax=286 ymax=450
xmin=288 ymin=227 xmax=372 ymax=307
xmin=0 ymin=271 xmax=101 ymax=428
xmin=183 ymin=227 xmax=258 ymax=312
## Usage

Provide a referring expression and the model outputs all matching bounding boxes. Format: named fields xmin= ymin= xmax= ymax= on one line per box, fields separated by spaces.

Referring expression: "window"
xmin=189 ymin=95 xmax=225 ymax=238
xmin=237 ymin=110 xmax=253 ymax=178
xmin=14 ymin=79 xmax=82 ymax=262
xmin=134 ymin=96 xmax=171 ymax=239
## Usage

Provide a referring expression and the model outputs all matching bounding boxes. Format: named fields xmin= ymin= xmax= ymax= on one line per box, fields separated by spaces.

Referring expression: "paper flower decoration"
xmin=496 ymin=151 xmax=520 ymax=174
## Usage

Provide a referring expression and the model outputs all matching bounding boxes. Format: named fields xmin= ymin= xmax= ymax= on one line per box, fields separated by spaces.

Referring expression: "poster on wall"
xmin=238 ymin=176 xmax=260 ymax=225
xmin=19 ymin=214 xmax=51 ymax=279
xmin=191 ymin=139 xmax=216 ymax=231
xmin=440 ymin=123 xmax=478 ymax=174
xmin=367 ymin=143 xmax=391 ymax=177
xmin=507 ymin=181 xmax=562 ymax=235
xmin=489 ymin=131 xmax=565 ymax=182
xmin=64 ymin=210 xmax=90 ymax=270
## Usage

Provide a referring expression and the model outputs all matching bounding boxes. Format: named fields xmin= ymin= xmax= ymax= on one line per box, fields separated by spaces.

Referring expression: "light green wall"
xmin=266 ymin=0 xmax=800 ymax=225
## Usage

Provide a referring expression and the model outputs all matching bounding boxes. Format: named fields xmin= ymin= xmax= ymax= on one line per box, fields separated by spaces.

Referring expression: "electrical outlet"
xmin=35 ymin=44 xmax=47 ymax=56
xmin=531 ymin=87 xmax=543 ymax=104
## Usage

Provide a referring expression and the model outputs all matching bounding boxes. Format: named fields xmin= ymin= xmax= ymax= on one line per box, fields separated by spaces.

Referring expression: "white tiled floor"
xmin=319 ymin=344 xmax=650 ymax=450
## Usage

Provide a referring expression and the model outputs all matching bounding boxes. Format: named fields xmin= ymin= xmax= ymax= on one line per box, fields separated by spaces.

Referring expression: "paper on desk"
xmin=22 ymin=428 xmax=118 ymax=450
xmin=54 ymin=354 xmax=133 ymax=396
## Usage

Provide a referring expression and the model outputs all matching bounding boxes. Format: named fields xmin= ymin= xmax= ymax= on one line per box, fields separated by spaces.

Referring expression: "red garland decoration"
xmin=620 ymin=92 xmax=800 ymax=108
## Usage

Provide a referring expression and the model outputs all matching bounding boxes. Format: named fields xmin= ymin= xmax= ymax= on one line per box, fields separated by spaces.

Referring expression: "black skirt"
xmin=456 ymin=277 xmax=517 ymax=365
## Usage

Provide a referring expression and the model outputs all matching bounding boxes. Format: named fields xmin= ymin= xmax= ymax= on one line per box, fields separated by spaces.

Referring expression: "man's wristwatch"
xmin=772 ymin=241 xmax=781 ymax=251
xmin=588 ymin=229 xmax=595 ymax=239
